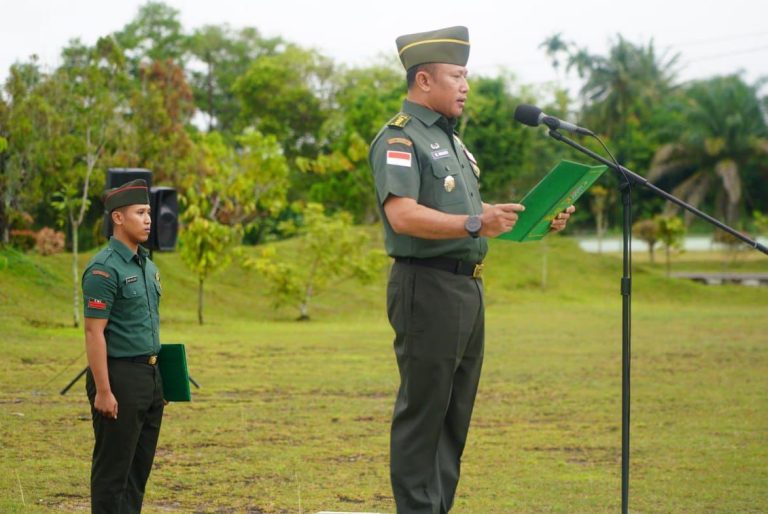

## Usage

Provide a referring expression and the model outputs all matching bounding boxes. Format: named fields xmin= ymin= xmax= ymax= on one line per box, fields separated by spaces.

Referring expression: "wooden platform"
xmin=671 ymin=272 xmax=768 ymax=286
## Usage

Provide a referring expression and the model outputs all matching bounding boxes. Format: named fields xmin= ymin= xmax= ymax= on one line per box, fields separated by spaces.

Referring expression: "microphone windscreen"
xmin=514 ymin=104 xmax=542 ymax=127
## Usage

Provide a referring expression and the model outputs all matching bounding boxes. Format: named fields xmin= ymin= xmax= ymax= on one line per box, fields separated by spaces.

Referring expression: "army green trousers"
xmin=86 ymin=359 xmax=164 ymax=514
xmin=387 ymin=261 xmax=485 ymax=514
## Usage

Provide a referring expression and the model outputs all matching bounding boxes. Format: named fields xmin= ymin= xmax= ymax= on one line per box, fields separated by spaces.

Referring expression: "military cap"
xmin=396 ymin=26 xmax=470 ymax=70
xmin=103 ymin=179 xmax=150 ymax=212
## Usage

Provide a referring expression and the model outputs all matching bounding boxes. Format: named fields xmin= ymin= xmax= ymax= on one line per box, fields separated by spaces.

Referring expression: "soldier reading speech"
xmin=369 ymin=26 xmax=575 ymax=513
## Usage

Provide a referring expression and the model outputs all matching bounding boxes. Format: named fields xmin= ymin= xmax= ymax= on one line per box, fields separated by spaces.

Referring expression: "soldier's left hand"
xmin=550 ymin=205 xmax=575 ymax=233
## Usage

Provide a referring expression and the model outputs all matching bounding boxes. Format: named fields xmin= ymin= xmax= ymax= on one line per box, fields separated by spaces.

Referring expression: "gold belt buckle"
xmin=472 ymin=263 xmax=484 ymax=279
xmin=148 ymin=355 xmax=158 ymax=365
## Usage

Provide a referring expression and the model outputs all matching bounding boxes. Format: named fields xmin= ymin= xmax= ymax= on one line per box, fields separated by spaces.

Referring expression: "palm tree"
xmin=647 ymin=75 xmax=768 ymax=225
xmin=570 ymin=36 xmax=680 ymax=141
xmin=539 ymin=33 xmax=571 ymax=80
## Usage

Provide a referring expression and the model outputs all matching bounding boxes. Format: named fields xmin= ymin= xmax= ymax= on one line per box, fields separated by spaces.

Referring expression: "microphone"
xmin=514 ymin=104 xmax=594 ymax=136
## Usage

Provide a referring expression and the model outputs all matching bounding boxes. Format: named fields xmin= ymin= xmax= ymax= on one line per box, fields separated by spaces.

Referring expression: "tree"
xmin=123 ymin=58 xmax=197 ymax=187
xmin=589 ymin=184 xmax=610 ymax=253
xmin=178 ymin=205 xmax=240 ymax=325
xmin=648 ymin=75 xmax=768 ymax=226
xmin=539 ymin=33 xmax=571 ymax=79
xmin=632 ymin=218 xmax=659 ymax=263
xmin=233 ymin=44 xmax=333 ymax=157
xmin=566 ymin=36 xmax=679 ymax=144
xmin=177 ymin=128 xmax=290 ymax=323
xmin=246 ymin=202 xmax=386 ymax=320
xmin=753 ymin=210 xmax=768 ymax=237
xmin=298 ymin=62 xmax=403 ymax=222
xmin=0 ymin=59 xmax=47 ymax=244
xmin=49 ymin=37 xmax=130 ymax=327
xmin=114 ymin=1 xmax=187 ymax=74
xmin=185 ymin=25 xmax=282 ymax=133
xmin=655 ymin=215 xmax=685 ymax=277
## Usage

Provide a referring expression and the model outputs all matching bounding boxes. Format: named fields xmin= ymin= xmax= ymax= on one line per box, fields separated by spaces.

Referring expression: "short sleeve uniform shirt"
xmin=81 ymin=237 xmax=161 ymax=357
xmin=369 ymin=100 xmax=487 ymax=263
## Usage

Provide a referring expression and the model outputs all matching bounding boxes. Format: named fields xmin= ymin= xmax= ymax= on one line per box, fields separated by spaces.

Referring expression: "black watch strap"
xmin=465 ymin=215 xmax=482 ymax=238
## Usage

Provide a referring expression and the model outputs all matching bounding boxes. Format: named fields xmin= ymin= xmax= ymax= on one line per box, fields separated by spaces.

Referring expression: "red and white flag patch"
xmin=386 ymin=150 xmax=412 ymax=168
xmin=88 ymin=298 xmax=107 ymax=310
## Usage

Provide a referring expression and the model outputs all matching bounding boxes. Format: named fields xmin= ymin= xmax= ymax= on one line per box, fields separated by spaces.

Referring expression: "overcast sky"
xmin=1 ymin=0 xmax=767 ymax=94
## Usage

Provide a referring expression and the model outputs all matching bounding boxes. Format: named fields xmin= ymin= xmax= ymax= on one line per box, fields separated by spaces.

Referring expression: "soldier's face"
xmin=425 ymin=63 xmax=469 ymax=118
xmin=113 ymin=204 xmax=152 ymax=244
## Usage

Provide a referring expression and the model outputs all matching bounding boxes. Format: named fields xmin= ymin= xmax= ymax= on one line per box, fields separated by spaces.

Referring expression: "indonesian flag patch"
xmin=88 ymin=298 xmax=107 ymax=310
xmin=386 ymin=150 xmax=412 ymax=168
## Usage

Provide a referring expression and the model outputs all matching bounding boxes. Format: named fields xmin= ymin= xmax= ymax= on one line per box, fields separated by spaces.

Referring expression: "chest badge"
xmin=444 ymin=175 xmax=456 ymax=192
xmin=430 ymin=142 xmax=440 ymax=150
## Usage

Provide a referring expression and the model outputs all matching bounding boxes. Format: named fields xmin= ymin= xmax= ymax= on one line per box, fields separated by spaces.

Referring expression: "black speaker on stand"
xmin=103 ymin=168 xmax=178 ymax=252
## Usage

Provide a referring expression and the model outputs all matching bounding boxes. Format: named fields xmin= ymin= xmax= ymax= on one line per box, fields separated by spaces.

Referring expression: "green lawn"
xmin=1 ymin=237 xmax=766 ymax=513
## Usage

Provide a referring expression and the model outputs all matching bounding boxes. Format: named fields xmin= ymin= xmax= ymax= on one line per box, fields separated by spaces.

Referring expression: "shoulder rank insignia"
xmin=388 ymin=113 xmax=411 ymax=128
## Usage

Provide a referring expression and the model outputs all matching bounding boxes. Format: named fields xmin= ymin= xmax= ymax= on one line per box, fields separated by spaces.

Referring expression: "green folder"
xmin=158 ymin=343 xmax=191 ymax=402
xmin=497 ymin=159 xmax=608 ymax=242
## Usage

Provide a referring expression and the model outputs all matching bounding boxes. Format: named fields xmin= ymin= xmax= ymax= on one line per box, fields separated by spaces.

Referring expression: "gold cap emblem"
xmin=444 ymin=175 xmax=456 ymax=192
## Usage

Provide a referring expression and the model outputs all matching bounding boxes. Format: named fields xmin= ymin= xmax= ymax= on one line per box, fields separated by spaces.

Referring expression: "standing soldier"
xmin=81 ymin=179 xmax=164 ymax=513
xmin=369 ymin=26 xmax=574 ymax=513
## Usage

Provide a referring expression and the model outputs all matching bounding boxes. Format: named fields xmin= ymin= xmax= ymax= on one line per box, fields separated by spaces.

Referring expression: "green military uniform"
xmin=82 ymin=179 xmax=164 ymax=514
xmin=369 ymin=26 xmax=486 ymax=514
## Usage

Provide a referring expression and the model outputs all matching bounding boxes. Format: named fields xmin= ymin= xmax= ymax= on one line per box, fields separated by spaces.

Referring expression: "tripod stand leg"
xmin=189 ymin=376 xmax=201 ymax=389
xmin=60 ymin=367 xmax=88 ymax=395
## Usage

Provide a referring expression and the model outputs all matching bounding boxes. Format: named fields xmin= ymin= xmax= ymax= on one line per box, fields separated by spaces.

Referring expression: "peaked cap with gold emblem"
xmin=396 ymin=26 xmax=470 ymax=70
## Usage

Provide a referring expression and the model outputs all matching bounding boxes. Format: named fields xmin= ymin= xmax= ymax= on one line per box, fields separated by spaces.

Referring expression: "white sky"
xmin=1 ymin=0 xmax=767 ymax=94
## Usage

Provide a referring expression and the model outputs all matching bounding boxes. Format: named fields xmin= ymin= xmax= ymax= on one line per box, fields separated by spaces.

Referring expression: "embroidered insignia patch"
xmin=444 ymin=175 xmax=456 ymax=192
xmin=430 ymin=142 xmax=440 ymax=149
xmin=431 ymin=149 xmax=450 ymax=160
xmin=125 ymin=275 xmax=138 ymax=284
xmin=386 ymin=150 xmax=412 ymax=167
xmin=92 ymin=269 xmax=110 ymax=278
xmin=388 ymin=113 xmax=411 ymax=128
xmin=387 ymin=137 xmax=412 ymax=147
xmin=88 ymin=298 xmax=107 ymax=310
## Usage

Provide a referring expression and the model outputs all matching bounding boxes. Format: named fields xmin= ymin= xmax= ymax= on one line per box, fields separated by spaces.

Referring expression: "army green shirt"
xmin=369 ymin=99 xmax=488 ymax=262
xmin=82 ymin=237 xmax=161 ymax=357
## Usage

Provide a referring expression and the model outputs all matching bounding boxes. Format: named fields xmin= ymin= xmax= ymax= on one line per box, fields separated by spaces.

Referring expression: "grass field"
xmin=1 ymin=236 xmax=766 ymax=513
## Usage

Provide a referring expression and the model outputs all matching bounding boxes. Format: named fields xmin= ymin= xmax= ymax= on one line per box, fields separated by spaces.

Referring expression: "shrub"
xmin=36 ymin=227 xmax=66 ymax=256
xmin=9 ymin=229 xmax=37 ymax=252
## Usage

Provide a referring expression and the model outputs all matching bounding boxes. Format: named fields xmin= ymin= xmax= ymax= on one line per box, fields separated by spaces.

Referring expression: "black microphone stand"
xmin=546 ymin=128 xmax=768 ymax=514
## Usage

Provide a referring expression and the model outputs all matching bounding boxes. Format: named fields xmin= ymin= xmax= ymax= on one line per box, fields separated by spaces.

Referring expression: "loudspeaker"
xmin=103 ymin=168 xmax=178 ymax=252
xmin=148 ymin=187 xmax=178 ymax=251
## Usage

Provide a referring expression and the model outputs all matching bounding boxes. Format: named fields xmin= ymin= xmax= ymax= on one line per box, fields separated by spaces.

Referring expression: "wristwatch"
xmin=464 ymin=215 xmax=482 ymax=238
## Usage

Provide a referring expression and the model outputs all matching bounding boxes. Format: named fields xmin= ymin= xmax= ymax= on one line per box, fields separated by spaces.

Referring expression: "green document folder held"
xmin=497 ymin=159 xmax=608 ymax=242
xmin=158 ymin=343 xmax=191 ymax=402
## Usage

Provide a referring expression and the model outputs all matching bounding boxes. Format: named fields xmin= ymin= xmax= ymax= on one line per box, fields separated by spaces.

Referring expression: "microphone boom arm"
xmin=547 ymin=129 xmax=768 ymax=255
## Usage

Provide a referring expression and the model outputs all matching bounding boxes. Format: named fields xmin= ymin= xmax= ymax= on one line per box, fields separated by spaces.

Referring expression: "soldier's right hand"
xmin=94 ymin=391 xmax=118 ymax=419
xmin=480 ymin=203 xmax=525 ymax=237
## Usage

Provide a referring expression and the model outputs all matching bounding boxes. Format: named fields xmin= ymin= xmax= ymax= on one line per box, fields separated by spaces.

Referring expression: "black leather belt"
xmin=395 ymin=256 xmax=484 ymax=278
xmin=109 ymin=355 xmax=158 ymax=365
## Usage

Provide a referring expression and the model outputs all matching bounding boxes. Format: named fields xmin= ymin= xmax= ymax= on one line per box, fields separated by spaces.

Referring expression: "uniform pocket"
xmin=120 ymin=283 xmax=146 ymax=301
xmin=430 ymin=159 xmax=465 ymax=208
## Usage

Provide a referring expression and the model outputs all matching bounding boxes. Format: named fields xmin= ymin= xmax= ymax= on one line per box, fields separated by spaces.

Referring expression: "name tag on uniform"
xmin=431 ymin=149 xmax=450 ymax=160
xmin=125 ymin=275 xmax=138 ymax=284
